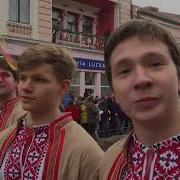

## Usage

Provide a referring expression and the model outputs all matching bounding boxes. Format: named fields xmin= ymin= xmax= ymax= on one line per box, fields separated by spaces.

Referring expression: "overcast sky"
xmin=132 ymin=0 xmax=180 ymax=15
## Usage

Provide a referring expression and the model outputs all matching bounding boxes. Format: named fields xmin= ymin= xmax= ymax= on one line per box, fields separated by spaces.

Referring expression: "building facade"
xmin=0 ymin=0 xmax=132 ymax=97
xmin=132 ymin=6 xmax=180 ymax=43
xmin=1 ymin=1 xmax=179 ymax=98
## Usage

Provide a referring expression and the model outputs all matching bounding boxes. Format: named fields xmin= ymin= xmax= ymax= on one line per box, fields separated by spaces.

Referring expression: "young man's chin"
xmin=21 ymin=104 xmax=46 ymax=114
xmin=21 ymin=103 xmax=33 ymax=112
xmin=21 ymin=106 xmax=31 ymax=112
xmin=132 ymin=111 xmax=164 ymax=126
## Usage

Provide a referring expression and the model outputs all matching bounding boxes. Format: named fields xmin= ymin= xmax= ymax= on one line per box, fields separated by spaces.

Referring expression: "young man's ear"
xmin=59 ymin=80 xmax=70 ymax=96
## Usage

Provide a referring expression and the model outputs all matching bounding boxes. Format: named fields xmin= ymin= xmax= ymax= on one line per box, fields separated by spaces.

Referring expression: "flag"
xmin=0 ymin=32 xmax=17 ymax=71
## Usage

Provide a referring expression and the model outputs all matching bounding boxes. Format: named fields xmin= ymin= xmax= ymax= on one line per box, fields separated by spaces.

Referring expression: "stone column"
xmin=80 ymin=71 xmax=85 ymax=97
xmin=95 ymin=72 xmax=101 ymax=97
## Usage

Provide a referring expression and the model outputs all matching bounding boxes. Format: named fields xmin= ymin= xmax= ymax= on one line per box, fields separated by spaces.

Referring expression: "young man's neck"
xmin=26 ymin=108 xmax=61 ymax=128
xmin=133 ymin=118 xmax=180 ymax=146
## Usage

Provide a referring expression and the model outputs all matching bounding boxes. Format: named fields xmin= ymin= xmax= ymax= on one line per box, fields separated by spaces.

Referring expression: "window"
xmin=85 ymin=72 xmax=95 ymax=85
xmin=70 ymin=71 xmax=80 ymax=97
xmin=101 ymin=73 xmax=109 ymax=86
xmin=9 ymin=0 xmax=30 ymax=24
xmin=101 ymin=73 xmax=111 ymax=97
xmin=52 ymin=8 xmax=63 ymax=33
xmin=52 ymin=8 xmax=63 ymax=25
xmin=71 ymin=71 xmax=80 ymax=85
xmin=101 ymin=87 xmax=111 ymax=97
xmin=70 ymin=86 xmax=80 ymax=97
xmin=82 ymin=16 xmax=93 ymax=34
xmin=52 ymin=8 xmax=62 ymax=20
xmin=67 ymin=12 xmax=77 ymax=33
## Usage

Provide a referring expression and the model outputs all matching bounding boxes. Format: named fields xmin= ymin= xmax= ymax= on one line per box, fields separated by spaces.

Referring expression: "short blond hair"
xmin=18 ymin=44 xmax=76 ymax=81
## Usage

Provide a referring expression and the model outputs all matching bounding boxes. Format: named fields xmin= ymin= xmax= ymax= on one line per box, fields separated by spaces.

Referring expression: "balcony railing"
xmin=52 ymin=29 xmax=105 ymax=51
xmin=6 ymin=21 xmax=32 ymax=38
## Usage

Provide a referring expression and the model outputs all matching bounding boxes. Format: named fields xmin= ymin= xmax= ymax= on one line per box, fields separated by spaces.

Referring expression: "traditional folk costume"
xmin=99 ymin=133 xmax=180 ymax=180
xmin=0 ymin=112 xmax=103 ymax=180
xmin=0 ymin=97 xmax=25 ymax=132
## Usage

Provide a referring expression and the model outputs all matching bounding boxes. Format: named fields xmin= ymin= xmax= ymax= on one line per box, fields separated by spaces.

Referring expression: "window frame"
xmin=66 ymin=12 xmax=78 ymax=33
xmin=82 ymin=16 xmax=93 ymax=35
xmin=9 ymin=0 xmax=30 ymax=24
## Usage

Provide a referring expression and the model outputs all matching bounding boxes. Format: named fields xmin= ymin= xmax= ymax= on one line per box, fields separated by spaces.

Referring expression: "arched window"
xmin=9 ymin=0 xmax=30 ymax=24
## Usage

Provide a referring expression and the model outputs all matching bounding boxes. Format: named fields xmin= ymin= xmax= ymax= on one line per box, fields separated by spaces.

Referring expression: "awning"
xmin=1 ymin=43 xmax=27 ymax=56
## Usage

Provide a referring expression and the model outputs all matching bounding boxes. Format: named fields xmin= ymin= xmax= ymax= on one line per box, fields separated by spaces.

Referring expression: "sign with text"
xmin=75 ymin=58 xmax=105 ymax=71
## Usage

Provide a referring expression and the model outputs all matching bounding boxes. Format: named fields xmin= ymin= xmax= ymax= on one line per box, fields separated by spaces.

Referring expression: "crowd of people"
xmin=0 ymin=19 xmax=179 ymax=179
xmin=62 ymin=93 xmax=132 ymax=139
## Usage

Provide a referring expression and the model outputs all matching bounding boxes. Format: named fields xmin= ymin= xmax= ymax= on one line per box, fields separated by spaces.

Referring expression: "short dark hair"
xmin=18 ymin=44 xmax=76 ymax=81
xmin=0 ymin=56 xmax=18 ymax=81
xmin=104 ymin=19 xmax=180 ymax=89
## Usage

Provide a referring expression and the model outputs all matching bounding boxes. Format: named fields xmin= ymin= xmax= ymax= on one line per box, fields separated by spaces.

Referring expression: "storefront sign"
xmin=75 ymin=58 xmax=105 ymax=71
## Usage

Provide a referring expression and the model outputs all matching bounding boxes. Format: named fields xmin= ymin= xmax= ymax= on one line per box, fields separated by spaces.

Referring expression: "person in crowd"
xmin=98 ymin=97 xmax=110 ymax=138
xmin=106 ymin=96 xmax=117 ymax=135
xmin=94 ymin=95 xmax=100 ymax=105
xmin=0 ymin=44 xmax=103 ymax=179
xmin=62 ymin=91 xmax=74 ymax=109
xmin=111 ymin=96 xmax=131 ymax=135
xmin=99 ymin=19 xmax=180 ymax=179
xmin=80 ymin=97 xmax=88 ymax=131
xmin=64 ymin=97 xmax=80 ymax=123
xmin=0 ymin=54 xmax=25 ymax=132
xmin=86 ymin=95 xmax=99 ymax=140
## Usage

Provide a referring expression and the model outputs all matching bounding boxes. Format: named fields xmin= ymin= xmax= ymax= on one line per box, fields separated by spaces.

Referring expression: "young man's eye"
xmin=19 ymin=75 xmax=26 ymax=81
xmin=34 ymin=78 xmax=47 ymax=82
xmin=151 ymin=62 xmax=164 ymax=68
xmin=152 ymin=62 xmax=162 ymax=66
xmin=118 ymin=69 xmax=131 ymax=75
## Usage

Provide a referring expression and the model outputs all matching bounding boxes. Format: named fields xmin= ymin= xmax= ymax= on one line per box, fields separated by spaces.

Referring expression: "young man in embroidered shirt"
xmin=0 ymin=56 xmax=25 ymax=132
xmin=0 ymin=44 xmax=103 ymax=179
xmin=99 ymin=20 xmax=180 ymax=179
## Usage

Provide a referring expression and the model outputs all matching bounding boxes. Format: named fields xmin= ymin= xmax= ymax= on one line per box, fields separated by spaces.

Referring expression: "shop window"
xmin=82 ymin=16 xmax=93 ymax=35
xmin=101 ymin=87 xmax=111 ymax=97
xmin=85 ymin=72 xmax=95 ymax=85
xmin=67 ymin=12 xmax=78 ymax=33
xmin=101 ymin=73 xmax=109 ymax=86
xmin=71 ymin=71 xmax=80 ymax=85
xmin=70 ymin=71 xmax=80 ymax=97
xmin=9 ymin=0 xmax=30 ymax=24
xmin=70 ymin=86 xmax=80 ymax=97
xmin=101 ymin=73 xmax=110 ymax=97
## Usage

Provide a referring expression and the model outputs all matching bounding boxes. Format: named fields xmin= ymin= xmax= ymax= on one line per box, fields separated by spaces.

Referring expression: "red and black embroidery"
xmin=124 ymin=134 xmax=180 ymax=179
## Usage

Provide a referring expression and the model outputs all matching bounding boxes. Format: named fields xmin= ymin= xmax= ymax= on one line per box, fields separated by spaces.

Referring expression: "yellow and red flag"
xmin=0 ymin=33 xmax=17 ymax=71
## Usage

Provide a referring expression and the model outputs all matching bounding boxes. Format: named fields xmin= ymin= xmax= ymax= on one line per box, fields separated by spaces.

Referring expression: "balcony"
xmin=6 ymin=21 xmax=32 ymax=39
xmin=52 ymin=29 xmax=105 ymax=51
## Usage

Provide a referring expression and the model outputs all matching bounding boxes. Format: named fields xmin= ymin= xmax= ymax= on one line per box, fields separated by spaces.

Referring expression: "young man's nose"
xmin=19 ymin=80 xmax=33 ymax=92
xmin=133 ymin=66 xmax=153 ymax=90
